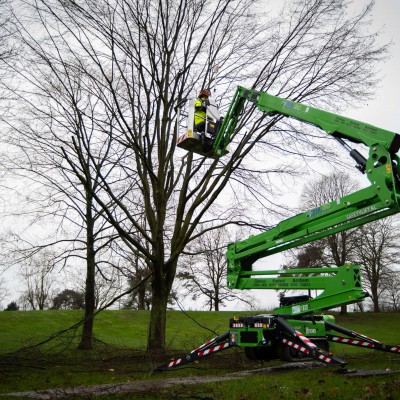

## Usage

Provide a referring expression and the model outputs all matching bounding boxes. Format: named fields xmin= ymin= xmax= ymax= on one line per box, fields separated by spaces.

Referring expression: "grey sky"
xmin=349 ymin=0 xmax=400 ymax=132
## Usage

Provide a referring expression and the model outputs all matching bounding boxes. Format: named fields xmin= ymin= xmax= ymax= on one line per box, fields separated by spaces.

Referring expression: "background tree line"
xmin=5 ymin=173 xmax=399 ymax=314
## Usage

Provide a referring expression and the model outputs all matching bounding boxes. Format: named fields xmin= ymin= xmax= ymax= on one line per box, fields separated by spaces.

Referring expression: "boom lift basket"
xmin=176 ymin=97 xmax=228 ymax=158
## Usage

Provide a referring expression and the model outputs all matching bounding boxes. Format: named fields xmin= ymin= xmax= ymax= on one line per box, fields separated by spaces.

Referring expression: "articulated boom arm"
xmin=221 ymin=87 xmax=400 ymax=290
xmin=214 ymin=86 xmax=400 ymax=156
xmin=241 ymin=263 xmax=368 ymax=315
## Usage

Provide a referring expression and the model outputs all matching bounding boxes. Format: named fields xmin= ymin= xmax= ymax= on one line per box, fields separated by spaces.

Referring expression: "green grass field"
xmin=0 ymin=309 xmax=242 ymax=353
xmin=1 ymin=310 xmax=400 ymax=399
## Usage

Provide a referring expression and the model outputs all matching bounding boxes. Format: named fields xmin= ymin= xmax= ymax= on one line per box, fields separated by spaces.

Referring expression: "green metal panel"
xmin=285 ymin=319 xmax=327 ymax=338
xmin=230 ymin=315 xmax=328 ymax=348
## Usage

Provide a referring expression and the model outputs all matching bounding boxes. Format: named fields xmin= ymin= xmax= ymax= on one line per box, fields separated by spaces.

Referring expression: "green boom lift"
xmin=158 ymin=87 xmax=400 ymax=370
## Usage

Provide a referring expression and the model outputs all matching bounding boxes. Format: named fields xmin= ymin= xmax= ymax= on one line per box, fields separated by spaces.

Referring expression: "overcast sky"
xmin=348 ymin=0 xmax=400 ymax=132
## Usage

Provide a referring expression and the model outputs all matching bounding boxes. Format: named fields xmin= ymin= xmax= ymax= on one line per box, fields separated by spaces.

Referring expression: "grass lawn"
xmin=1 ymin=310 xmax=400 ymax=399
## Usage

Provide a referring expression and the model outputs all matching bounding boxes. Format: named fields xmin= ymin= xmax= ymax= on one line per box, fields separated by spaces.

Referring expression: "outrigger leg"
xmin=154 ymin=331 xmax=234 ymax=371
xmin=325 ymin=321 xmax=400 ymax=355
xmin=275 ymin=316 xmax=346 ymax=366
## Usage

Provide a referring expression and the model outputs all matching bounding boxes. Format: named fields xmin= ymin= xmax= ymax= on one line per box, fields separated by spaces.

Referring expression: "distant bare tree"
xmin=299 ymin=172 xmax=360 ymax=266
xmin=381 ymin=269 xmax=400 ymax=311
xmin=178 ymin=227 xmax=253 ymax=311
xmin=0 ymin=276 xmax=9 ymax=309
xmin=353 ymin=218 xmax=400 ymax=312
xmin=124 ymin=264 xmax=152 ymax=311
xmin=68 ymin=261 xmax=127 ymax=310
xmin=94 ymin=267 xmax=127 ymax=310
xmin=20 ymin=250 xmax=58 ymax=310
xmin=289 ymin=173 xmax=361 ymax=313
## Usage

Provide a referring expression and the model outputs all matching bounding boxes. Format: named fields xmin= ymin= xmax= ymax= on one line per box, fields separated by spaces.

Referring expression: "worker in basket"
xmin=194 ymin=89 xmax=217 ymax=137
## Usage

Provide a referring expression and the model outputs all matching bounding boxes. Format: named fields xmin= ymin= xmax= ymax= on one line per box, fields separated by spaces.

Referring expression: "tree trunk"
xmin=147 ymin=289 xmax=168 ymax=354
xmin=215 ymin=291 xmax=219 ymax=311
xmin=78 ymin=192 xmax=96 ymax=350
xmin=340 ymin=305 xmax=347 ymax=315
xmin=147 ymin=263 xmax=174 ymax=354
xmin=371 ymin=286 xmax=380 ymax=312
xmin=138 ymin=280 xmax=146 ymax=310
xmin=79 ymin=254 xmax=96 ymax=349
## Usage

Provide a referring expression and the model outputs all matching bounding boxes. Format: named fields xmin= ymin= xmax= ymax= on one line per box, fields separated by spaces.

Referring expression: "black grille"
xmin=240 ymin=331 xmax=258 ymax=344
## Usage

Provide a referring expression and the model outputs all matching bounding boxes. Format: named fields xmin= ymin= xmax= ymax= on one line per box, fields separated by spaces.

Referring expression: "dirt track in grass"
xmin=2 ymin=362 xmax=325 ymax=399
xmin=5 ymin=362 xmax=400 ymax=399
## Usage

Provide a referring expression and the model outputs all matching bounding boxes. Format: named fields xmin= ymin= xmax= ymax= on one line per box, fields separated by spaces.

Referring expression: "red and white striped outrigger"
xmin=325 ymin=321 xmax=400 ymax=355
xmin=155 ymin=331 xmax=232 ymax=371
xmin=154 ymin=316 xmax=400 ymax=371
xmin=275 ymin=316 xmax=344 ymax=365
xmin=277 ymin=317 xmax=400 ymax=364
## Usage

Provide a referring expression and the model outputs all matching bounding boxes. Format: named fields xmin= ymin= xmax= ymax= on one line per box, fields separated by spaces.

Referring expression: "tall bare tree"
xmin=0 ymin=98 xmax=123 ymax=348
xmin=1 ymin=2 xmax=129 ymax=347
xmin=6 ymin=0 xmax=388 ymax=353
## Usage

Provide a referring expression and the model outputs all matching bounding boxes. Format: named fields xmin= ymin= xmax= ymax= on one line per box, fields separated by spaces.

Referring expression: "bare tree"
xmin=19 ymin=250 xmax=58 ymax=310
xmin=124 ymin=262 xmax=152 ymax=310
xmin=0 ymin=18 xmax=127 ymax=347
xmin=299 ymin=172 xmax=361 ymax=266
xmin=292 ymin=172 xmax=362 ymax=313
xmin=6 ymin=0 xmax=388 ymax=353
xmin=178 ymin=227 xmax=253 ymax=311
xmin=353 ymin=218 xmax=400 ymax=312
xmin=94 ymin=267 xmax=127 ymax=310
xmin=0 ymin=115 xmax=121 ymax=348
xmin=381 ymin=269 xmax=400 ymax=311
xmin=0 ymin=276 xmax=9 ymax=309
xmin=68 ymin=260 xmax=128 ymax=310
